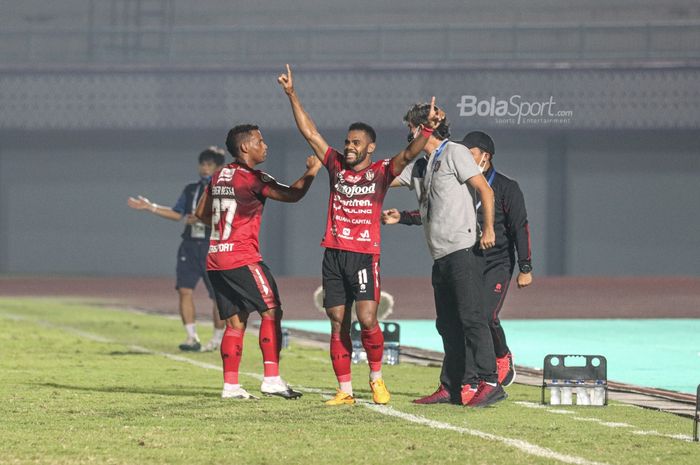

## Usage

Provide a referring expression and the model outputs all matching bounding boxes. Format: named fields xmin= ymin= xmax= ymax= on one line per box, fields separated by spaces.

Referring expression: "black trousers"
xmin=483 ymin=260 xmax=514 ymax=358
xmin=433 ymin=248 xmax=498 ymax=396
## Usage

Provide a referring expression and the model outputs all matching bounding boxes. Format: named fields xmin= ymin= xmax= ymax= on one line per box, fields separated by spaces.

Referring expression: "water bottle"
xmin=592 ymin=380 xmax=606 ymax=406
xmin=549 ymin=379 xmax=561 ymax=405
xmin=575 ymin=380 xmax=591 ymax=405
xmin=351 ymin=339 xmax=366 ymax=364
xmin=383 ymin=342 xmax=400 ymax=365
xmin=281 ymin=328 xmax=290 ymax=350
xmin=561 ymin=380 xmax=573 ymax=405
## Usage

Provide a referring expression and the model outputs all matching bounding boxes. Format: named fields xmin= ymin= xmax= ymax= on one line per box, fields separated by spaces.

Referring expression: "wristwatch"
xmin=519 ymin=263 xmax=533 ymax=273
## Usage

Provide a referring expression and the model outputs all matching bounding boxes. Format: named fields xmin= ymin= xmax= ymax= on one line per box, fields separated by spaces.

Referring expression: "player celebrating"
xmin=278 ymin=64 xmax=441 ymax=405
xmin=196 ymin=124 xmax=322 ymax=400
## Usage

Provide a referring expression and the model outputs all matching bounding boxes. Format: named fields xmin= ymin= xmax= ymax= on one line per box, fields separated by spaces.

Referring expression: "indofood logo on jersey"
xmin=456 ymin=95 xmax=573 ymax=125
xmin=334 ymin=182 xmax=376 ymax=198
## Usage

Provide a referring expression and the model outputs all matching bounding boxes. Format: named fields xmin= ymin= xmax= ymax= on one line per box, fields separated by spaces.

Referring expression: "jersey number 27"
xmin=210 ymin=197 xmax=237 ymax=241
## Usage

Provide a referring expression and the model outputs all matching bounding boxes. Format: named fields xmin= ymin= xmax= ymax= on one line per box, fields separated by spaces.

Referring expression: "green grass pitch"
xmin=0 ymin=298 xmax=697 ymax=465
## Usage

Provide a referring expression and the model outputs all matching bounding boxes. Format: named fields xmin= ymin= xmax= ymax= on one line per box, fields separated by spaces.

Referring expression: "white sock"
xmin=263 ymin=376 xmax=283 ymax=385
xmin=212 ymin=328 xmax=225 ymax=343
xmin=223 ymin=383 xmax=240 ymax=391
xmin=369 ymin=370 xmax=382 ymax=382
xmin=339 ymin=381 xmax=353 ymax=396
xmin=184 ymin=323 xmax=197 ymax=339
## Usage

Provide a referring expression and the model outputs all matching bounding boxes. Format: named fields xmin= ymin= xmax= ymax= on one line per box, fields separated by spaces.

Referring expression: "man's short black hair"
xmin=347 ymin=122 xmax=376 ymax=143
xmin=198 ymin=146 xmax=226 ymax=166
xmin=460 ymin=131 xmax=495 ymax=157
xmin=225 ymin=124 xmax=260 ymax=157
xmin=403 ymin=103 xmax=450 ymax=140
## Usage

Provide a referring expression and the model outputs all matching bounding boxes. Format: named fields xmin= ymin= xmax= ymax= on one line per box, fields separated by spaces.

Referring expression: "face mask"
xmin=406 ymin=126 xmax=421 ymax=143
xmin=477 ymin=153 xmax=488 ymax=173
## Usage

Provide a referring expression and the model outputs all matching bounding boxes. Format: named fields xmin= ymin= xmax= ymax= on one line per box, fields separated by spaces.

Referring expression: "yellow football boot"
xmin=324 ymin=389 xmax=356 ymax=405
xmin=369 ymin=378 xmax=391 ymax=405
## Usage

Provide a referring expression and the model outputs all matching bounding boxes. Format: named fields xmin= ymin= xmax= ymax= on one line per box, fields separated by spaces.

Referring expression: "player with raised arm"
xmin=278 ymin=64 xmax=441 ymax=405
xmin=196 ymin=124 xmax=321 ymax=400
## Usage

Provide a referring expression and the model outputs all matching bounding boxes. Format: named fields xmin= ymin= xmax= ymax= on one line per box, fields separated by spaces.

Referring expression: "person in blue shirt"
xmin=128 ymin=147 xmax=226 ymax=351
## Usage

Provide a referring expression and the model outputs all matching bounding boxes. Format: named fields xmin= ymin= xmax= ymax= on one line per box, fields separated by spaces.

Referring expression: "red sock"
xmin=330 ymin=332 xmax=352 ymax=383
xmin=361 ymin=325 xmax=384 ymax=372
xmin=259 ymin=315 xmax=280 ymax=377
xmin=221 ymin=326 xmax=244 ymax=384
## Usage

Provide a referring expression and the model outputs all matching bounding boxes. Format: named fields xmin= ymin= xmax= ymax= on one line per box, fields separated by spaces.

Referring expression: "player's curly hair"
xmin=225 ymin=124 xmax=260 ymax=158
xmin=403 ymin=103 xmax=450 ymax=140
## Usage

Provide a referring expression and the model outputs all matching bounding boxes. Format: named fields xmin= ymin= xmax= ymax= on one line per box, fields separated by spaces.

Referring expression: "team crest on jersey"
xmin=217 ymin=168 xmax=234 ymax=183
xmin=260 ymin=172 xmax=275 ymax=183
xmin=364 ymin=170 xmax=375 ymax=181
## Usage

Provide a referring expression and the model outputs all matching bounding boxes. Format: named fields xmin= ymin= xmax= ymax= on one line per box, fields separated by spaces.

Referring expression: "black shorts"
xmin=175 ymin=240 xmax=214 ymax=299
xmin=322 ymin=248 xmax=380 ymax=308
xmin=207 ymin=262 xmax=281 ymax=320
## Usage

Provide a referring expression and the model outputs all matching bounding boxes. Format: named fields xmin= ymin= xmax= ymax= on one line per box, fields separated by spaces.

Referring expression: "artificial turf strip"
xmin=0 ymin=298 xmax=696 ymax=465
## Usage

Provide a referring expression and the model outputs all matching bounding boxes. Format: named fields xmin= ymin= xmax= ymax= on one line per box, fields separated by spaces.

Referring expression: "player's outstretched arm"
xmin=468 ymin=175 xmax=496 ymax=250
xmin=265 ymin=155 xmax=322 ymax=203
xmin=128 ymin=195 xmax=182 ymax=221
xmin=277 ymin=64 xmax=330 ymax=161
xmin=194 ymin=189 xmax=213 ymax=225
xmin=390 ymin=96 xmax=443 ymax=176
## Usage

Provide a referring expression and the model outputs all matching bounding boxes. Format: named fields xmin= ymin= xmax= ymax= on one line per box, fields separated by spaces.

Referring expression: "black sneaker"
xmin=178 ymin=337 xmax=201 ymax=352
xmin=467 ymin=381 xmax=508 ymax=408
xmin=260 ymin=380 xmax=303 ymax=400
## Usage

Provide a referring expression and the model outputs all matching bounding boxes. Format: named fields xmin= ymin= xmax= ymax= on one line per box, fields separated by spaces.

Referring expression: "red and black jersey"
xmin=321 ymin=147 xmax=397 ymax=255
xmin=206 ymin=162 xmax=276 ymax=271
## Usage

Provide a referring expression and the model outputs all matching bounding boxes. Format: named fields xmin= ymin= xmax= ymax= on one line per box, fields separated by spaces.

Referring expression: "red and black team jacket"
xmin=398 ymin=164 xmax=532 ymax=271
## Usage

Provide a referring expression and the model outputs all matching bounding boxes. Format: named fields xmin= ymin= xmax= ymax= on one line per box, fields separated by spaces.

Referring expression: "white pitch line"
xmin=571 ymin=417 xmax=632 ymax=428
xmin=0 ymin=312 xmax=614 ymax=464
xmin=630 ymin=430 xmax=694 ymax=442
xmin=361 ymin=402 xmax=609 ymax=465
xmin=515 ymin=401 xmax=694 ymax=442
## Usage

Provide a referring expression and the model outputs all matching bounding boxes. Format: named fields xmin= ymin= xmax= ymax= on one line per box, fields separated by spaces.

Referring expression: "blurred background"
xmin=1 ymin=0 xmax=699 ymax=278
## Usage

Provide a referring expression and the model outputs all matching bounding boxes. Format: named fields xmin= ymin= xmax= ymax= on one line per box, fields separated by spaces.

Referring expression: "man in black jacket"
xmin=383 ymin=131 xmax=532 ymax=392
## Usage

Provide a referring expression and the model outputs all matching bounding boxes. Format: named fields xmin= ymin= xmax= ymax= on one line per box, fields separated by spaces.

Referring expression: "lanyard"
xmin=420 ymin=139 xmax=450 ymax=221
xmin=191 ymin=177 xmax=209 ymax=213
xmin=475 ymin=168 xmax=496 ymax=210
xmin=191 ymin=184 xmax=202 ymax=213
xmin=430 ymin=139 xmax=449 ymax=172
xmin=424 ymin=139 xmax=449 ymax=195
